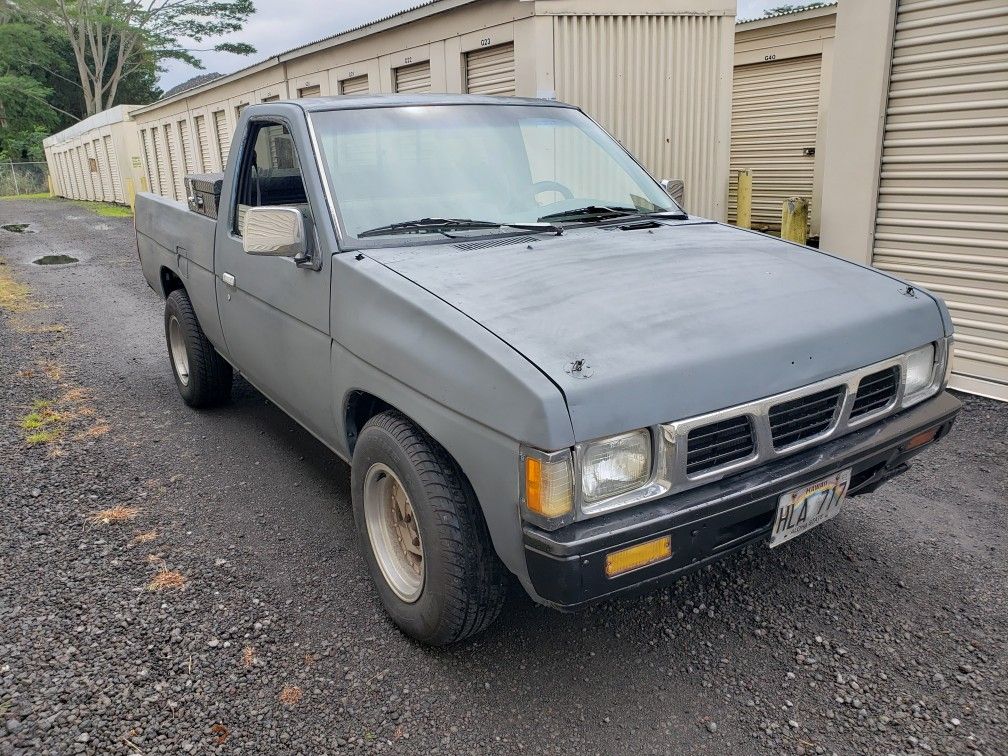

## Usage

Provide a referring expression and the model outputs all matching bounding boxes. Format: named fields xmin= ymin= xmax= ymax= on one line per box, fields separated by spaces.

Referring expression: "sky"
xmin=160 ymin=0 xmax=798 ymax=90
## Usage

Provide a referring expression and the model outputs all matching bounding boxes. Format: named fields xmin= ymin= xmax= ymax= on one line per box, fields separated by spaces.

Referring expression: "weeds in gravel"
xmin=89 ymin=505 xmax=140 ymax=525
xmin=148 ymin=566 xmax=185 ymax=591
xmin=241 ymin=645 xmax=256 ymax=668
xmin=74 ymin=200 xmax=132 ymax=218
xmin=210 ymin=724 xmax=230 ymax=745
xmin=132 ymin=530 xmax=158 ymax=544
xmin=0 ymin=262 xmax=34 ymax=313
xmin=20 ymin=400 xmax=64 ymax=445
xmin=279 ymin=685 xmax=303 ymax=706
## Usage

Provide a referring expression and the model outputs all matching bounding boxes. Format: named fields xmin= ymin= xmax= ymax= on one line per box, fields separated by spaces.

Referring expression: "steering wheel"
xmin=531 ymin=180 xmax=574 ymax=202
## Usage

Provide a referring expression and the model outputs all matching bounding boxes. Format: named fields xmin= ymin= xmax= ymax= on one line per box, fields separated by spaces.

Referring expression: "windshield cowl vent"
xmin=453 ymin=236 xmax=538 ymax=251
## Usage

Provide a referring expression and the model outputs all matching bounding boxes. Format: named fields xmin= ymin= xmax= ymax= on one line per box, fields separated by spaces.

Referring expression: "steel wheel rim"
xmin=363 ymin=463 xmax=425 ymax=603
xmin=168 ymin=315 xmax=190 ymax=386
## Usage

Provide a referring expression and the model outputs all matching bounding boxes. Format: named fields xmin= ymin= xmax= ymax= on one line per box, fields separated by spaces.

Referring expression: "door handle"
xmin=222 ymin=272 xmax=235 ymax=286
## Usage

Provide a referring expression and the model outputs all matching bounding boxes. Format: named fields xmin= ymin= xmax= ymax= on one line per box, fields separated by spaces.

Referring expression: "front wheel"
xmin=351 ymin=411 xmax=507 ymax=645
xmin=164 ymin=289 xmax=232 ymax=408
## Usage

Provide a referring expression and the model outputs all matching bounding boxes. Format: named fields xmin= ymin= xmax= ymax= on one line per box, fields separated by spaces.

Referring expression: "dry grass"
xmin=210 ymin=723 xmax=230 ymax=745
xmin=147 ymin=567 xmax=185 ymax=592
xmin=77 ymin=421 xmax=110 ymax=439
xmin=241 ymin=645 xmax=256 ymax=668
xmin=278 ymin=685 xmax=303 ymax=706
xmin=0 ymin=265 xmax=34 ymax=313
xmin=40 ymin=361 xmax=62 ymax=381
xmin=89 ymin=505 xmax=139 ymax=525
xmin=132 ymin=530 xmax=157 ymax=544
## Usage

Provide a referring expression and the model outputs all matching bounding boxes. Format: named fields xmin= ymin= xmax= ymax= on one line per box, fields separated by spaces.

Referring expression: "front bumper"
xmin=522 ymin=390 xmax=961 ymax=608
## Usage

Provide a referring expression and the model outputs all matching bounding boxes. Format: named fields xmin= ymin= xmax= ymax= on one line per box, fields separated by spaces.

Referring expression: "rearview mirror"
xmin=243 ymin=206 xmax=307 ymax=258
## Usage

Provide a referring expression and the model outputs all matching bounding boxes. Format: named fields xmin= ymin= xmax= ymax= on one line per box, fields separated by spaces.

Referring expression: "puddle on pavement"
xmin=32 ymin=254 xmax=79 ymax=266
xmin=2 ymin=223 xmax=32 ymax=233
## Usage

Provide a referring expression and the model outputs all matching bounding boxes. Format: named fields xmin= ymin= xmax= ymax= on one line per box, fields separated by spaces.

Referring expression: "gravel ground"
xmin=1 ymin=197 xmax=1006 ymax=755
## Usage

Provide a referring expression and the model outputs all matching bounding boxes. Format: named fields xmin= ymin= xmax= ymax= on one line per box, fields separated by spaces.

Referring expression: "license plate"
xmin=768 ymin=469 xmax=851 ymax=548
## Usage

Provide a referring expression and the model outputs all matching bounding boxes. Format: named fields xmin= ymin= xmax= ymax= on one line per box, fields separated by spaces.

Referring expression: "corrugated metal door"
xmin=873 ymin=0 xmax=1008 ymax=400
xmin=78 ymin=145 xmax=95 ymax=200
xmin=103 ymin=135 xmax=124 ymax=203
xmin=394 ymin=62 xmax=431 ymax=93
xmin=297 ymin=84 xmax=321 ymax=97
xmin=178 ymin=120 xmax=195 ymax=176
xmin=164 ymin=124 xmax=184 ymax=200
xmin=151 ymin=128 xmax=168 ymax=196
xmin=140 ymin=129 xmax=157 ymax=194
xmin=465 ymin=43 xmax=516 ymax=95
xmin=728 ymin=55 xmax=822 ymax=231
xmin=94 ymin=137 xmax=113 ymax=202
xmin=193 ymin=115 xmax=210 ymax=172
xmin=340 ymin=75 xmax=369 ymax=95
xmin=213 ymin=110 xmax=231 ymax=169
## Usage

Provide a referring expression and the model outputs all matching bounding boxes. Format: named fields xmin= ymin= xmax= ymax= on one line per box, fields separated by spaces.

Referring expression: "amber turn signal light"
xmin=604 ymin=536 xmax=672 ymax=577
xmin=905 ymin=427 xmax=938 ymax=451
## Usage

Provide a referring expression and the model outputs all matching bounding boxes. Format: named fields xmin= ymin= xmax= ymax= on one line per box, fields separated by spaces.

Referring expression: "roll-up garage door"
xmin=94 ymin=137 xmax=113 ymax=202
xmin=872 ymin=0 xmax=1008 ymax=401
xmin=340 ymin=75 xmax=369 ymax=95
xmin=103 ymin=135 xmax=124 ymax=203
xmin=465 ymin=43 xmax=516 ymax=95
xmin=728 ymin=54 xmax=822 ymax=232
xmin=165 ymin=124 xmax=185 ymax=200
xmin=213 ymin=110 xmax=231 ymax=169
xmin=394 ymin=61 xmax=431 ymax=93
xmin=193 ymin=115 xmax=210 ymax=172
xmin=297 ymin=84 xmax=321 ymax=97
xmin=178 ymin=120 xmax=195 ymax=175
xmin=79 ymin=145 xmax=96 ymax=200
xmin=140 ymin=129 xmax=157 ymax=194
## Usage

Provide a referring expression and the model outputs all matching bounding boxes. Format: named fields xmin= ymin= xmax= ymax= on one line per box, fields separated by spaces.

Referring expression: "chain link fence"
xmin=0 ymin=161 xmax=51 ymax=197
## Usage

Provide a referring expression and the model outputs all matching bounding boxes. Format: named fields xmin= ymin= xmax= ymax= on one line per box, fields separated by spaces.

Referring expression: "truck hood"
xmin=365 ymin=221 xmax=947 ymax=441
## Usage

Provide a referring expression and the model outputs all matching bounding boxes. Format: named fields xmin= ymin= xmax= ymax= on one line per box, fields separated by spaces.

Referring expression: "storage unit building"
xmin=126 ymin=0 xmax=735 ymax=220
xmin=819 ymin=0 xmax=1008 ymax=401
xmin=43 ymin=105 xmax=146 ymax=205
xmin=729 ymin=5 xmax=836 ymax=236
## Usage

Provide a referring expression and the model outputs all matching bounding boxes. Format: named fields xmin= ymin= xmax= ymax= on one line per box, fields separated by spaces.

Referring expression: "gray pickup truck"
xmin=135 ymin=94 xmax=961 ymax=645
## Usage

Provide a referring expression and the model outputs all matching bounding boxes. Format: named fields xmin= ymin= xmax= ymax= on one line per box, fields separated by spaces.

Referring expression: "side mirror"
xmin=243 ymin=206 xmax=307 ymax=259
xmin=660 ymin=178 xmax=685 ymax=210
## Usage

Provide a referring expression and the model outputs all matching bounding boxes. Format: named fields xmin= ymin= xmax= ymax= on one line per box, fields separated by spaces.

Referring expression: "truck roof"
xmin=292 ymin=93 xmax=576 ymax=112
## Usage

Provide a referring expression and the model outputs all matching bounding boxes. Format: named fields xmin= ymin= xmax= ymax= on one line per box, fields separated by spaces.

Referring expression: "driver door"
xmin=215 ymin=117 xmax=332 ymax=441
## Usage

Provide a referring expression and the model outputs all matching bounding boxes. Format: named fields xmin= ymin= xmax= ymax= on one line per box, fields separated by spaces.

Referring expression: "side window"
xmin=232 ymin=121 xmax=310 ymax=237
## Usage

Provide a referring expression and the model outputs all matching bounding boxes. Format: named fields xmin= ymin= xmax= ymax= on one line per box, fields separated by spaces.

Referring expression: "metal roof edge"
xmin=736 ymin=3 xmax=836 ymax=29
xmin=43 ymin=104 xmax=142 ymax=147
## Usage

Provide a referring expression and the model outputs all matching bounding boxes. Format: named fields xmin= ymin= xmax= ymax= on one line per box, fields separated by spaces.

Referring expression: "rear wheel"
xmin=164 ymin=289 xmax=232 ymax=408
xmin=351 ymin=411 xmax=507 ymax=645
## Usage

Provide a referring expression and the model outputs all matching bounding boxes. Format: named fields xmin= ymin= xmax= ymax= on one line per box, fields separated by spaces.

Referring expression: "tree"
xmin=0 ymin=21 xmax=60 ymax=159
xmin=763 ymin=3 xmax=827 ymax=16
xmin=24 ymin=0 xmax=255 ymax=116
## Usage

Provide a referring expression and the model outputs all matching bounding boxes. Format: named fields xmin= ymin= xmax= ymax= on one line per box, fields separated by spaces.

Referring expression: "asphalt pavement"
xmin=1 ymin=198 xmax=1005 ymax=755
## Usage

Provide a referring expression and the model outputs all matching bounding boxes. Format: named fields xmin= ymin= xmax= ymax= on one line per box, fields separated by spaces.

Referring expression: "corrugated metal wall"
xmin=465 ymin=43 xmax=516 ymax=95
xmin=553 ymin=13 xmax=731 ymax=220
xmin=728 ymin=55 xmax=822 ymax=231
xmin=194 ymin=115 xmax=210 ymax=172
xmin=213 ymin=110 xmax=231 ymax=167
xmin=394 ymin=61 xmax=432 ymax=92
xmin=872 ymin=0 xmax=1008 ymax=400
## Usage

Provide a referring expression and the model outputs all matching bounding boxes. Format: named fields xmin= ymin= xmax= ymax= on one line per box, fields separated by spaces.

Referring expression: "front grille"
xmin=769 ymin=385 xmax=845 ymax=449
xmin=850 ymin=367 xmax=899 ymax=418
xmin=686 ymin=416 xmax=756 ymax=475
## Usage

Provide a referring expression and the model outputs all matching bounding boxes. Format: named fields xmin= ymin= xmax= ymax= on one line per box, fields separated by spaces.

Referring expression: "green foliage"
xmin=763 ymin=2 xmax=828 ymax=16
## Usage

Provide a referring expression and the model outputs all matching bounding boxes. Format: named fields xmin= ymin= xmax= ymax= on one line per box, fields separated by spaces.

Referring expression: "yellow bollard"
xmin=126 ymin=178 xmax=136 ymax=211
xmin=781 ymin=196 xmax=809 ymax=245
xmin=736 ymin=169 xmax=752 ymax=229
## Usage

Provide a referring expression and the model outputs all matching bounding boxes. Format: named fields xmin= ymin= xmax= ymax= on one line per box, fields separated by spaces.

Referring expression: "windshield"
xmin=310 ymin=104 xmax=681 ymax=239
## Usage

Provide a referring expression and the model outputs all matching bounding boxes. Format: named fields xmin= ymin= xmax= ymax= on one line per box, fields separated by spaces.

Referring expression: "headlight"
xmin=903 ymin=343 xmax=937 ymax=402
xmin=579 ymin=429 xmax=652 ymax=503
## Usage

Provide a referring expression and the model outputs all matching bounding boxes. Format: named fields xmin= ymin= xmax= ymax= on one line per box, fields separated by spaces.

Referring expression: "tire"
xmin=164 ymin=288 xmax=232 ymax=408
xmin=351 ymin=410 xmax=507 ymax=645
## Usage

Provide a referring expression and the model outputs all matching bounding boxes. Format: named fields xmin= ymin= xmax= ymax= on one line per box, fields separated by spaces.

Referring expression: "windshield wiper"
xmin=358 ymin=217 xmax=561 ymax=238
xmin=538 ymin=206 xmax=690 ymax=224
